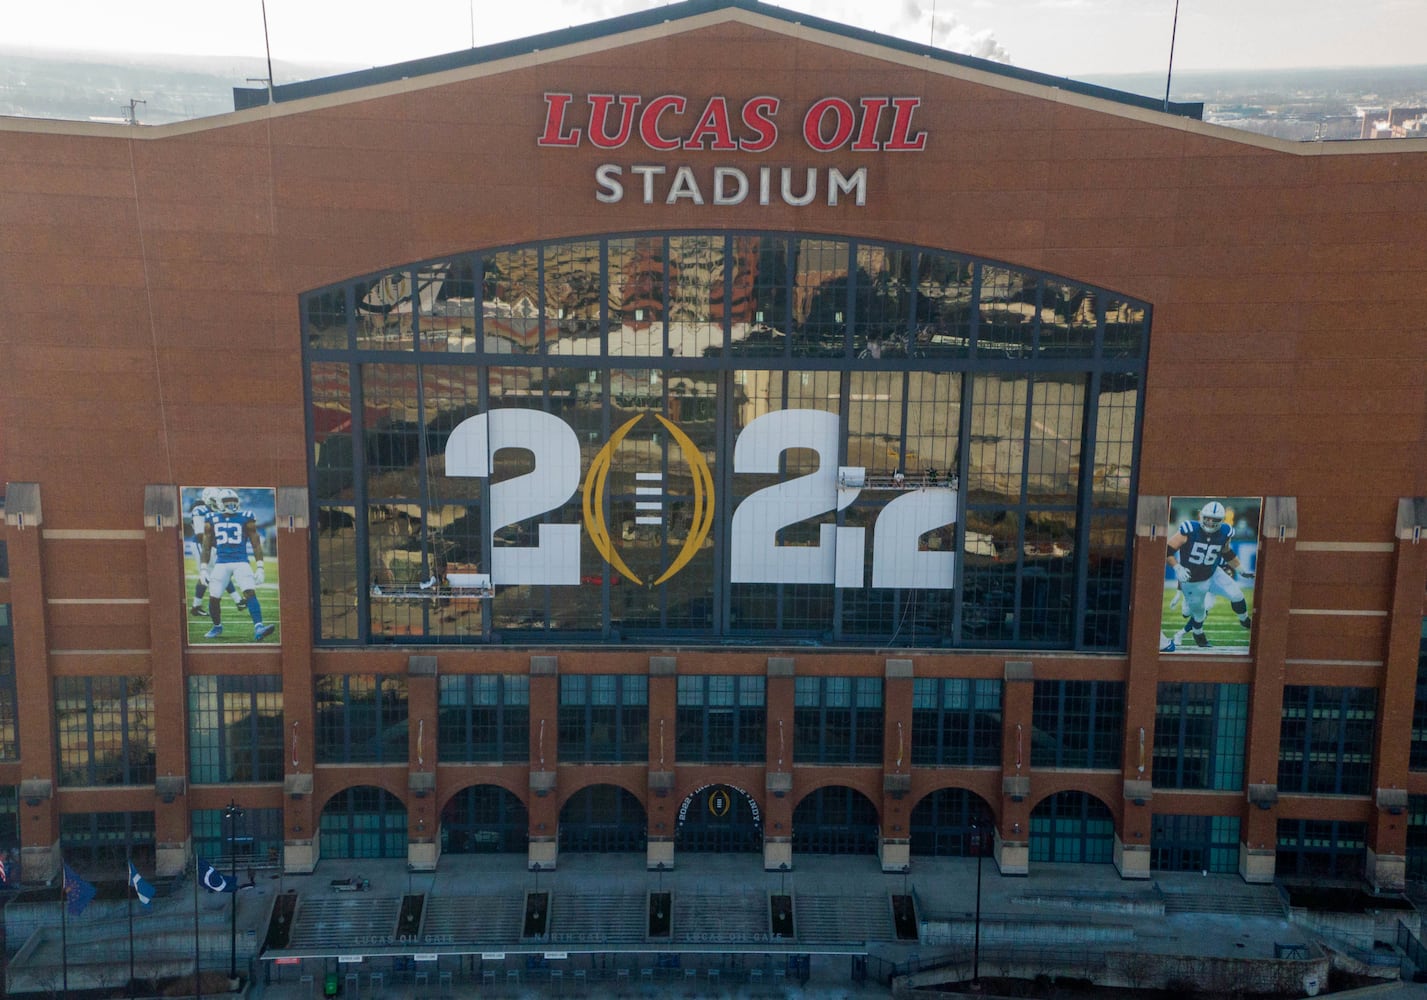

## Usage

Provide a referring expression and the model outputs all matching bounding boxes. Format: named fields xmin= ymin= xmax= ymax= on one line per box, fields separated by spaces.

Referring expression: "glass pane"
xmin=733 ymin=236 xmax=789 ymax=357
xmin=608 ymin=236 xmax=665 ymax=356
xmin=418 ymin=256 xmax=476 ymax=352
xmin=483 ymin=247 xmax=542 ymax=355
xmin=915 ymin=250 xmax=973 ymax=357
xmin=791 ymin=238 xmax=849 ymax=357
xmin=305 ymin=288 xmax=349 ymax=350
xmin=667 ymin=235 xmax=726 ymax=359
xmin=355 ymin=268 xmax=417 ymax=351
xmin=1039 ymin=280 xmax=1098 ymax=358
xmin=977 ymin=265 xmax=1035 ymax=359
xmin=543 ymin=241 xmax=602 ymax=356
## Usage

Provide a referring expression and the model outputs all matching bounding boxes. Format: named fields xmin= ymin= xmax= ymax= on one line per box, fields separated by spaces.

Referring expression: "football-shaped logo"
xmin=581 ymin=413 xmax=715 ymax=586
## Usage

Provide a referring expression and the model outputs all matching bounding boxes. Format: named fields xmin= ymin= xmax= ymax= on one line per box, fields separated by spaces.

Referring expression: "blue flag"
xmin=128 ymin=860 xmax=155 ymax=906
xmin=197 ymin=858 xmax=235 ymax=893
xmin=63 ymin=863 xmax=97 ymax=915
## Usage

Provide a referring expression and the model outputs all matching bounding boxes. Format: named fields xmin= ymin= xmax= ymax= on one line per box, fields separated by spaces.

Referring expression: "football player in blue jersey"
xmin=1165 ymin=500 xmax=1253 ymax=648
xmin=188 ymin=488 xmax=241 ymax=617
xmin=199 ymin=489 xmax=276 ymax=641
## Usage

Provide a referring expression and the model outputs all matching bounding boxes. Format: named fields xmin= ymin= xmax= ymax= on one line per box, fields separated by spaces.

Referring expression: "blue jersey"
xmin=1174 ymin=520 xmax=1234 ymax=583
xmin=209 ymin=509 xmax=257 ymax=564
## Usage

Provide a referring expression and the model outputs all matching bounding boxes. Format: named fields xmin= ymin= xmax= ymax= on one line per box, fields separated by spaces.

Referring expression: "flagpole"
xmin=193 ymin=855 xmax=203 ymax=1000
xmin=127 ymin=857 xmax=136 ymax=998
xmin=1163 ymin=0 xmax=1181 ymax=113
xmin=60 ymin=863 xmax=70 ymax=995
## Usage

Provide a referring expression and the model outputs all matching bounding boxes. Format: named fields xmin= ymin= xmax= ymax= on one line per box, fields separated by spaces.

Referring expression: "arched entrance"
xmin=909 ymin=788 xmax=995 ymax=856
xmin=441 ymin=785 xmax=529 ymax=854
xmin=675 ymin=783 xmax=762 ymax=852
xmin=320 ymin=786 xmax=407 ymax=859
xmin=792 ymin=786 xmax=879 ymax=855
xmin=1029 ymin=790 xmax=1114 ymax=864
xmin=558 ymin=784 xmax=647 ymax=853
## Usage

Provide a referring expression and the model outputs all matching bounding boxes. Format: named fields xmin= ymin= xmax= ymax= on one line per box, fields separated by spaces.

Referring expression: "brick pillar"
xmin=407 ymin=654 xmax=439 ymax=871
xmin=647 ymin=655 xmax=677 ymax=869
xmin=880 ymin=658 xmax=914 ymax=872
xmin=1118 ymin=505 xmax=1171 ymax=880
xmin=763 ymin=657 xmax=795 ymax=872
xmin=528 ymin=655 xmax=560 ymax=870
xmin=1366 ymin=499 xmax=1427 ymax=891
xmin=6 ymin=484 xmax=59 ymax=884
xmin=276 ymin=489 xmax=318 ymax=872
xmin=1239 ymin=498 xmax=1296 ymax=883
xmin=998 ymin=659 xmax=1034 ymax=875
xmin=144 ymin=485 xmax=192 ymax=877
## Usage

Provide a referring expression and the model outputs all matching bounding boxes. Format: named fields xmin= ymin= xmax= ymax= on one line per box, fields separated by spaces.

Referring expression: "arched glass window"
xmin=303 ymin=233 xmax=1147 ymax=650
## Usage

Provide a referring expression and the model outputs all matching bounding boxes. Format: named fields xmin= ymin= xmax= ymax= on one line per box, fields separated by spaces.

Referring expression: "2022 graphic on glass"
xmin=440 ymin=407 xmax=955 ymax=592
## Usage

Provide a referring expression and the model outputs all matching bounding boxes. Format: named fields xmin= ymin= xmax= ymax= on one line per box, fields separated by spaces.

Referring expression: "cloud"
xmin=888 ymin=0 xmax=1012 ymax=63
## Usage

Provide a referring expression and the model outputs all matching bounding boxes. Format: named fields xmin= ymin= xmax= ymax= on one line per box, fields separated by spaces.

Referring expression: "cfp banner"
xmin=443 ymin=407 xmax=957 ymax=592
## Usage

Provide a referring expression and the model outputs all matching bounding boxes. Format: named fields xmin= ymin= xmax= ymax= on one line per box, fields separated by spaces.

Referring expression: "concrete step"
xmin=288 ymin=896 xmax=402 ymax=949
xmin=796 ymin=894 xmax=891 ymax=944
xmin=1161 ymin=891 xmax=1286 ymax=918
xmin=422 ymin=894 xmax=525 ymax=943
xmin=674 ymin=891 xmax=767 ymax=943
xmin=550 ymin=892 xmax=647 ymax=945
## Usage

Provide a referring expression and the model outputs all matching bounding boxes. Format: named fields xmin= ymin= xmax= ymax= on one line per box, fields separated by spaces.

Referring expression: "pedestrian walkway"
xmin=240 ymin=853 xmax=1322 ymax=999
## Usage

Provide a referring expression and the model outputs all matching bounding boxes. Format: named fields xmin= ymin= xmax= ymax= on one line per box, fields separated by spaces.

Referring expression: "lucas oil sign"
xmin=537 ymin=92 xmax=929 ymax=207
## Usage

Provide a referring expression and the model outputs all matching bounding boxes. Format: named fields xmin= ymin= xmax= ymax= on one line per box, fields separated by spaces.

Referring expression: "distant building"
xmin=1359 ymin=105 xmax=1427 ymax=138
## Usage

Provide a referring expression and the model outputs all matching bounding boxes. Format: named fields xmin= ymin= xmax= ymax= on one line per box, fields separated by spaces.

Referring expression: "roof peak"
xmin=233 ymin=0 xmax=1202 ymax=121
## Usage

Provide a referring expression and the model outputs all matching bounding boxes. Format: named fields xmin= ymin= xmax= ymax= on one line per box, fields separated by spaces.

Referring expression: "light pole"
xmin=223 ymin=800 xmax=244 ymax=982
xmin=970 ymin=822 xmax=984 ymax=986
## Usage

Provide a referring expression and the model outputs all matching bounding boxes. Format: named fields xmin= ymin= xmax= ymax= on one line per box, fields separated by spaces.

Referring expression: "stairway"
xmin=1160 ymin=889 xmax=1287 ymax=918
xmin=795 ymin=893 xmax=892 ymax=944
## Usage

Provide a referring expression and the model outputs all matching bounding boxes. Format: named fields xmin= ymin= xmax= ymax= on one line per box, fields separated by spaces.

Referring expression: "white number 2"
xmin=729 ymin=409 xmax=846 ymax=584
xmin=446 ymin=409 xmax=581 ymax=585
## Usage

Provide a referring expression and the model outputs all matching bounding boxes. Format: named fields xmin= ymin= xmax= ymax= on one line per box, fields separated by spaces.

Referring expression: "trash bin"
xmin=324 ymin=972 xmax=339 ymax=996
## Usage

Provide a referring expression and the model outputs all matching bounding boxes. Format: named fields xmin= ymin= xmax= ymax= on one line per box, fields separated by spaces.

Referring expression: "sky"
xmin=3 ymin=0 xmax=1425 ymax=81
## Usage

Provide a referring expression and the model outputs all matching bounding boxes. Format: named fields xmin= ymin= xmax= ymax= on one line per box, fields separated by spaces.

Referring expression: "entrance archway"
xmin=675 ymin=783 xmax=762 ymax=852
xmin=559 ymin=784 xmax=647 ymax=853
xmin=441 ymin=785 xmax=529 ymax=854
xmin=320 ymin=786 xmax=407 ymax=859
xmin=792 ymin=786 xmax=878 ymax=855
xmin=909 ymin=788 xmax=995 ymax=856
xmin=1029 ymin=790 xmax=1114 ymax=864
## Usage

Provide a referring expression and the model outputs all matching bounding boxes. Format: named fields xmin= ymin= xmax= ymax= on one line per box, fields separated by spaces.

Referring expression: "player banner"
xmin=1161 ymin=495 xmax=1260 ymax=655
xmin=181 ymin=486 xmax=280 ymax=645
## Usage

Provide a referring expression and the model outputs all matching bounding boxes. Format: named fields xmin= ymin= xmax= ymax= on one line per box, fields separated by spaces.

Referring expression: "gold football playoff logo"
xmin=581 ymin=413 xmax=715 ymax=587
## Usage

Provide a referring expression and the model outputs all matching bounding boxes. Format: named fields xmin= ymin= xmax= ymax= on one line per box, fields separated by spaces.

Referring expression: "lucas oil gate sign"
xmin=538 ymin=92 xmax=929 ymax=207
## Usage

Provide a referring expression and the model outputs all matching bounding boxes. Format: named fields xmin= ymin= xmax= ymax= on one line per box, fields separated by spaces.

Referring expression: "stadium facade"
xmin=0 ymin=0 xmax=1425 ymax=895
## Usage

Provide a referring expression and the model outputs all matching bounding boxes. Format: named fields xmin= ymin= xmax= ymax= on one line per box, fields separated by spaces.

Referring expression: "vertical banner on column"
xmin=1161 ymin=495 xmax=1260 ymax=655
xmin=182 ymin=486 xmax=281 ymax=645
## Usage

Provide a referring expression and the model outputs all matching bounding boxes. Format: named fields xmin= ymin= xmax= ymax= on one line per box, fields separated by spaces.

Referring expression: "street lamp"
xmin=223 ymin=800 xmax=244 ymax=982
xmin=970 ymin=822 xmax=984 ymax=986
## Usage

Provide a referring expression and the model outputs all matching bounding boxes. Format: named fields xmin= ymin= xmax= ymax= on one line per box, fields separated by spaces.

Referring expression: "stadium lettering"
xmin=593 ymin=164 xmax=866 ymax=206
xmin=542 ymin=93 xmax=923 ymax=207
xmin=539 ymin=92 xmax=926 ymax=153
